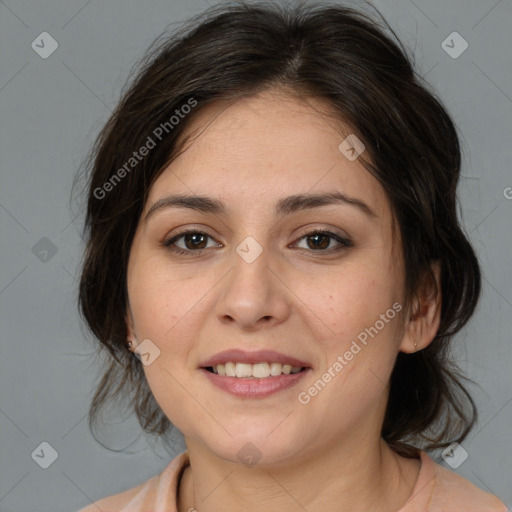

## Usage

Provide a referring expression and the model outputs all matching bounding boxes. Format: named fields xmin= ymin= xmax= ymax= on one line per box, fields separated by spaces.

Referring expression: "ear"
xmin=125 ymin=301 xmax=138 ymax=348
xmin=399 ymin=260 xmax=442 ymax=353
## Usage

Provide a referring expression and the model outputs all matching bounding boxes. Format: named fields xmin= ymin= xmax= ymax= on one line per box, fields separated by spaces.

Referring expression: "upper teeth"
xmin=211 ymin=362 xmax=303 ymax=378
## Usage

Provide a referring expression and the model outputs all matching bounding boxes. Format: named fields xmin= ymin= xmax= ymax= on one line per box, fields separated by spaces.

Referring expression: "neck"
xmin=178 ymin=436 xmax=420 ymax=512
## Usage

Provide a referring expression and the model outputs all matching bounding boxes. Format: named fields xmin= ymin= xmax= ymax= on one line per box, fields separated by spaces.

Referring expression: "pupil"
xmin=186 ymin=233 xmax=207 ymax=249
xmin=308 ymin=234 xmax=329 ymax=250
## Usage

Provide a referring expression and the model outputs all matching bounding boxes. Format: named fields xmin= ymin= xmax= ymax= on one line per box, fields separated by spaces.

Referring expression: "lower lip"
xmin=200 ymin=368 xmax=311 ymax=398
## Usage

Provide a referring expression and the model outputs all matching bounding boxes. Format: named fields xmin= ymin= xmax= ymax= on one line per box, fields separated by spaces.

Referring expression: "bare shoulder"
xmin=76 ymin=477 xmax=157 ymax=512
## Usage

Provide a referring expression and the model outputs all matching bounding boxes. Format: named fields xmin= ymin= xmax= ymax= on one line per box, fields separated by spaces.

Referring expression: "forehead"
xmin=145 ymin=90 xmax=389 ymax=219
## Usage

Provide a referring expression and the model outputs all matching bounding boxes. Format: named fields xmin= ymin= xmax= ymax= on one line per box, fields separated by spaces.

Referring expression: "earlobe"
xmin=125 ymin=303 xmax=138 ymax=351
xmin=126 ymin=329 xmax=137 ymax=351
xmin=126 ymin=322 xmax=137 ymax=351
xmin=399 ymin=261 xmax=442 ymax=354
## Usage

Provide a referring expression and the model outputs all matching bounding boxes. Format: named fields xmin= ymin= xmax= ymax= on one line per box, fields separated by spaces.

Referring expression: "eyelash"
xmin=162 ymin=228 xmax=353 ymax=256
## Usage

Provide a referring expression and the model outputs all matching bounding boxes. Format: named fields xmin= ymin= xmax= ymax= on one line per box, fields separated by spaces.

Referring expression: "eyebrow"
xmin=144 ymin=191 xmax=377 ymax=224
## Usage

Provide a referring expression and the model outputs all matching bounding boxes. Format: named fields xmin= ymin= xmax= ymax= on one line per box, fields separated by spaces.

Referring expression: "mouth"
xmin=203 ymin=362 xmax=306 ymax=378
xmin=199 ymin=349 xmax=312 ymax=398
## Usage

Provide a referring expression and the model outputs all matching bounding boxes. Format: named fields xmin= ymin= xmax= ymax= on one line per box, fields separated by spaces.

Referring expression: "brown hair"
xmin=74 ymin=0 xmax=480 ymax=457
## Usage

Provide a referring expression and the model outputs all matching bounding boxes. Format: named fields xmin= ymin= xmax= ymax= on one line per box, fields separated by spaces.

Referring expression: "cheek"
xmin=298 ymin=263 xmax=403 ymax=388
xmin=130 ymin=270 xmax=206 ymax=431
xmin=141 ymin=362 xmax=199 ymax=438
xmin=128 ymin=258 xmax=204 ymax=342
xmin=298 ymin=311 xmax=401 ymax=430
xmin=294 ymin=262 xmax=399 ymax=339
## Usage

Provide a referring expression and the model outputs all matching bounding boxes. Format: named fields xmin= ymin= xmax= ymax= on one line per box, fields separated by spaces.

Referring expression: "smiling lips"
xmin=210 ymin=361 xmax=303 ymax=378
xmin=199 ymin=349 xmax=312 ymax=398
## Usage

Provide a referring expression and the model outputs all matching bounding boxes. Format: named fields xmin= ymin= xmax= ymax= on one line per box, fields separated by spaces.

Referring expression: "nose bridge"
xmin=215 ymin=235 xmax=289 ymax=328
xmin=229 ymin=236 xmax=274 ymax=304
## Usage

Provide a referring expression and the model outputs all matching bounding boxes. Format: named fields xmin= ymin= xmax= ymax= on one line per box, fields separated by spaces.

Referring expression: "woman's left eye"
xmin=293 ymin=230 xmax=353 ymax=252
xmin=162 ymin=229 xmax=352 ymax=256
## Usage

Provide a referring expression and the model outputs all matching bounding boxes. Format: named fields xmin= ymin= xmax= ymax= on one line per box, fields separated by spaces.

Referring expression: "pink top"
xmin=77 ymin=450 xmax=507 ymax=512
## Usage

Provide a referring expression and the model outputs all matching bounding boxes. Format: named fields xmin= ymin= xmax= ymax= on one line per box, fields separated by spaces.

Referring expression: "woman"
xmin=75 ymin=1 xmax=507 ymax=510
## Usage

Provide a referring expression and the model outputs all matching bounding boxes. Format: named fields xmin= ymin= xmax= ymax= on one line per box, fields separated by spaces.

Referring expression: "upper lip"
xmin=199 ymin=349 xmax=311 ymax=368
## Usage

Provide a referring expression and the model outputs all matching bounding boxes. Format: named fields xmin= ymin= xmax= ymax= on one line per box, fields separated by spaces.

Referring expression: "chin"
xmin=199 ymin=424 xmax=312 ymax=468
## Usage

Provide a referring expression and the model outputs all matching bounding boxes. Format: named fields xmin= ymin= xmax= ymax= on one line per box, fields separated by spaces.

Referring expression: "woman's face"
xmin=126 ymin=90 xmax=412 ymax=465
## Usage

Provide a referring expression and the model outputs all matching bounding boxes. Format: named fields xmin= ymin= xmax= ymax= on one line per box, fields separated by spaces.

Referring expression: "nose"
xmin=215 ymin=244 xmax=291 ymax=331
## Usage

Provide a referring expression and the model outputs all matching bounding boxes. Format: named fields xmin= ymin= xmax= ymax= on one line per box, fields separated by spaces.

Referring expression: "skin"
xmin=124 ymin=88 xmax=442 ymax=512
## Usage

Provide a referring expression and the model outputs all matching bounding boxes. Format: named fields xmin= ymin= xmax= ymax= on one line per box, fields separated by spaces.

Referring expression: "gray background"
xmin=0 ymin=0 xmax=511 ymax=511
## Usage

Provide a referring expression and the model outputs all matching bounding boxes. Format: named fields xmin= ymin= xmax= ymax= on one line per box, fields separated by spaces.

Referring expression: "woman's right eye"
xmin=162 ymin=230 xmax=220 ymax=256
